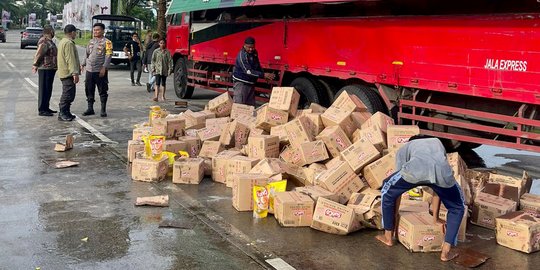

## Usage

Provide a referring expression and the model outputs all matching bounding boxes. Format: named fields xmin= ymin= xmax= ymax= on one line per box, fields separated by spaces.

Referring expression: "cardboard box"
xmin=131 ymin=157 xmax=169 ymax=182
xmin=207 ymin=92 xmax=233 ymax=117
xmin=320 ymin=107 xmax=356 ymax=135
xmin=363 ymin=152 xmax=396 ymax=189
xmin=225 ymin=156 xmax=260 ymax=187
xmin=280 ymin=145 xmax=304 ymax=167
xmin=206 ymin=117 xmax=230 ymax=128
xmin=496 ymin=211 xmax=540 ymax=253
xmin=398 ymin=212 xmax=445 ymax=252
xmin=231 ymin=103 xmax=255 ymax=119
xmin=283 ymin=117 xmax=314 ymax=148
xmin=520 ymin=193 xmax=540 ymax=215
xmin=179 ymin=136 xmax=201 ymax=157
xmin=270 ymin=125 xmax=289 ymax=144
xmin=211 ymin=150 xmax=242 ymax=184
xmin=220 ymin=120 xmax=250 ymax=148
xmin=309 ymin=103 xmax=327 ymax=113
xmin=439 ymin=205 xmax=468 ymax=242
xmin=152 ymin=118 xmax=185 ymax=139
xmin=471 ymin=192 xmax=517 ymax=229
xmin=340 ymin=138 xmax=381 ymax=174
xmin=163 ymin=140 xmax=188 ymax=156
xmin=303 ymin=163 xmax=327 ymax=186
xmin=324 ymin=156 xmax=343 ymax=170
xmin=315 ymin=161 xmax=365 ymax=204
xmin=316 ymin=126 xmax=352 ymax=158
xmin=386 ymin=125 xmax=420 ymax=151
xmin=232 ymin=173 xmax=271 ymax=211
xmin=331 ymin=91 xmax=368 ymax=113
xmin=399 ymin=200 xmax=430 ymax=213
xmin=361 ymin=112 xmax=395 ymax=134
xmin=132 ymin=126 xmax=152 ymax=141
xmin=359 ymin=126 xmax=386 ymax=151
xmin=268 ymin=87 xmax=300 ymax=117
xmin=351 ymin=129 xmax=362 ymax=143
xmin=311 ymin=197 xmax=362 ymax=235
xmin=280 ymin=162 xmax=309 ymax=187
xmin=347 ymin=189 xmax=383 ymax=230
xmin=172 ymin=158 xmax=204 ymax=184
xmin=255 ymin=105 xmax=289 ymax=131
xmin=274 ymin=191 xmax=314 ymax=227
xmin=198 ymin=141 xmax=224 ymax=158
xmin=299 ymin=140 xmax=329 ymax=165
xmin=250 ymin=158 xmax=286 ymax=176
xmin=350 ymin=111 xmax=372 ymax=129
xmin=488 ymin=171 xmax=532 ymax=201
xmin=465 ymin=169 xmax=490 ymax=200
xmin=184 ymin=110 xmax=208 ymax=129
xmin=296 ymin=109 xmax=313 ymax=117
xmin=202 ymin=158 xmax=212 ymax=176
xmin=128 ymin=140 xmax=145 ymax=163
xmin=247 ymin=135 xmax=280 ymax=159
xmin=298 ymin=113 xmax=324 ymax=138
xmin=184 ymin=129 xmax=198 ymax=137
xmin=197 ymin=125 xmax=223 ymax=142
xmin=294 ymin=185 xmax=340 ymax=203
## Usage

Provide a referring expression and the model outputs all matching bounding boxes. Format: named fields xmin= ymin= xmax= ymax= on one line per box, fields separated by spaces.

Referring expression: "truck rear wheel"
xmin=317 ymin=79 xmax=335 ymax=107
xmin=174 ymin=57 xmax=194 ymax=99
xmin=290 ymin=77 xmax=322 ymax=108
xmin=336 ymin=84 xmax=387 ymax=114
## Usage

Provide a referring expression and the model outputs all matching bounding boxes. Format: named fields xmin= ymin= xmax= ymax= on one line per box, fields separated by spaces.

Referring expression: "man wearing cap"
xmin=232 ymin=37 xmax=275 ymax=106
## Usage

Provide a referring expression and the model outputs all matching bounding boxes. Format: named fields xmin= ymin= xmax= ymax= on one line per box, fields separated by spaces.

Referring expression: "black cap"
xmin=244 ymin=37 xmax=255 ymax=45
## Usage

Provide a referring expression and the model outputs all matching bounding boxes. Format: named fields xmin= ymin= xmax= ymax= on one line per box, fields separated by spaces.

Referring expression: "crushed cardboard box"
xmin=520 ymin=193 xmax=540 ymax=215
xmin=54 ymin=134 xmax=74 ymax=152
xmin=398 ymin=212 xmax=444 ymax=252
xmin=347 ymin=189 xmax=383 ymax=230
xmin=294 ymin=185 xmax=340 ymax=203
xmin=471 ymin=192 xmax=517 ymax=229
xmin=495 ymin=211 xmax=540 ymax=253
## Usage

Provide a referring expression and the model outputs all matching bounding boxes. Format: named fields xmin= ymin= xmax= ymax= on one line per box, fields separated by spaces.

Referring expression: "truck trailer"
xmin=166 ymin=0 xmax=540 ymax=152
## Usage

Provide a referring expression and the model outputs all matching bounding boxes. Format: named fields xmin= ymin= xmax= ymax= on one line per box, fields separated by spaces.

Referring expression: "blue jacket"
xmin=232 ymin=48 xmax=264 ymax=84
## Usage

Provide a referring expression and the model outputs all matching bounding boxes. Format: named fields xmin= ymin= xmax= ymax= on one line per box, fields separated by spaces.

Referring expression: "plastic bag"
xmin=253 ymin=180 xmax=287 ymax=218
xmin=143 ymin=135 xmax=166 ymax=160
xmin=267 ymin=180 xmax=287 ymax=214
xmin=253 ymin=185 xmax=269 ymax=219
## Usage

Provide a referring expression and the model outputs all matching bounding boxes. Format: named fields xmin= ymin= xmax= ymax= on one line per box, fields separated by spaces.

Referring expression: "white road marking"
xmin=0 ymin=53 xmax=5 ymax=57
xmin=266 ymin=258 xmax=296 ymax=270
xmin=8 ymin=62 xmax=15 ymax=68
xmin=24 ymin=77 xmax=115 ymax=144
xmin=24 ymin=77 xmax=38 ymax=88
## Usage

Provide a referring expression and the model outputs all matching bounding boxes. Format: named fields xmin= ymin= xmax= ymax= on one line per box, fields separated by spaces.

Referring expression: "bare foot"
xmin=152 ymin=97 xmax=158 ymax=102
xmin=441 ymin=243 xmax=459 ymax=261
xmin=160 ymin=96 xmax=166 ymax=102
xmin=375 ymin=234 xmax=394 ymax=247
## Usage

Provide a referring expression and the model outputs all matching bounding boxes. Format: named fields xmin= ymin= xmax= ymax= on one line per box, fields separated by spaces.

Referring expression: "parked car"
xmin=20 ymin=27 xmax=43 ymax=49
xmin=0 ymin=25 xmax=6 ymax=43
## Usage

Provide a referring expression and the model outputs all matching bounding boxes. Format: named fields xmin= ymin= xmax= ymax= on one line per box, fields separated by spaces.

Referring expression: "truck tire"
xmin=290 ymin=77 xmax=322 ymax=108
xmin=174 ymin=57 xmax=194 ymax=99
xmin=336 ymin=84 xmax=387 ymax=114
xmin=317 ymin=79 xmax=335 ymax=107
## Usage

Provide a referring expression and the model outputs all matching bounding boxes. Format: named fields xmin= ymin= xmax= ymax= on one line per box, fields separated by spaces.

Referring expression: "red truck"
xmin=166 ymin=0 xmax=540 ymax=152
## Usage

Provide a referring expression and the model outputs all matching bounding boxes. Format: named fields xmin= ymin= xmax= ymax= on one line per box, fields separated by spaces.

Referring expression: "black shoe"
xmin=131 ymin=82 xmax=136 ymax=86
xmin=58 ymin=114 xmax=73 ymax=121
xmin=46 ymin=109 xmax=58 ymax=113
xmin=82 ymin=109 xmax=95 ymax=116
xmin=146 ymin=83 xmax=151 ymax=92
xmin=39 ymin=111 xmax=54 ymax=116
xmin=67 ymin=112 xmax=76 ymax=120
xmin=100 ymin=112 xmax=107 ymax=117
xmin=136 ymin=82 xmax=142 ymax=86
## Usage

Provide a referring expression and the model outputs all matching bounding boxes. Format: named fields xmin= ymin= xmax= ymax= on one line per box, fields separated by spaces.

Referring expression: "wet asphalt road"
xmin=1 ymin=30 xmax=540 ymax=270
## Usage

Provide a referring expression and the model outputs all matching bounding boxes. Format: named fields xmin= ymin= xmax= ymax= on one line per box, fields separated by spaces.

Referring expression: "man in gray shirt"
xmin=376 ymin=135 xmax=465 ymax=262
xmin=81 ymin=22 xmax=112 ymax=117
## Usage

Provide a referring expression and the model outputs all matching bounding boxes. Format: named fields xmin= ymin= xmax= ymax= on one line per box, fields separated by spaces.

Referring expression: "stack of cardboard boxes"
xmin=127 ymin=88 xmax=539 ymax=255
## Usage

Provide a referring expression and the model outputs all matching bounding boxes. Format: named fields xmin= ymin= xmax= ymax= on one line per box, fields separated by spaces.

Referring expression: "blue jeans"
xmin=381 ymin=171 xmax=465 ymax=246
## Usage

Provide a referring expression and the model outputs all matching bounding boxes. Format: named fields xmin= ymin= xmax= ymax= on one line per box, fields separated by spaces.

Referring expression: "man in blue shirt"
xmin=232 ymin=37 xmax=274 ymax=106
xmin=376 ymin=135 xmax=465 ymax=262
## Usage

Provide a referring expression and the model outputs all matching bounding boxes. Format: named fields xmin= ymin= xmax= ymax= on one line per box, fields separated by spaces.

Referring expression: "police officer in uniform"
xmin=81 ymin=22 xmax=112 ymax=117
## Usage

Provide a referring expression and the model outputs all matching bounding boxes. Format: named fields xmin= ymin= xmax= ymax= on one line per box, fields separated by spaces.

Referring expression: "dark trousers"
xmin=233 ymin=81 xmax=256 ymax=106
xmin=381 ymin=172 xmax=465 ymax=246
xmin=130 ymin=58 xmax=142 ymax=83
xmin=38 ymin=69 xmax=56 ymax=112
xmin=59 ymin=76 xmax=76 ymax=113
xmin=85 ymin=71 xmax=108 ymax=103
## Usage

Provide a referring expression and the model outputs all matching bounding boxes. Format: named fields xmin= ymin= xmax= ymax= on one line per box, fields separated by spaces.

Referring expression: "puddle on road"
xmin=473 ymin=145 xmax=530 ymax=168
xmin=38 ymin=200 xmax=130 ymax=262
